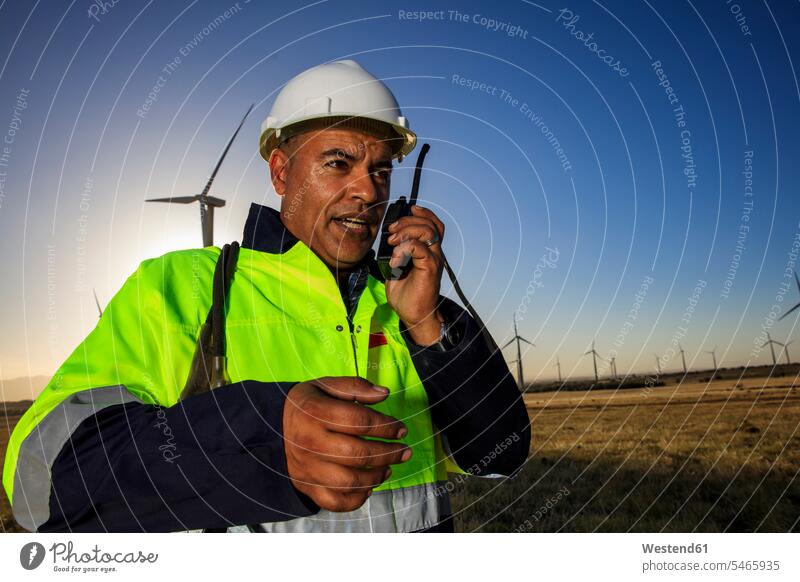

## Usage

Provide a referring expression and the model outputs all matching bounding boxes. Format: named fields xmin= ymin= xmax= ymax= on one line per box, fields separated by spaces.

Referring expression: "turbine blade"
xmin=146 ymin=196 xmax=198 ymax=204
xmin=520 ymin=338 xmax=534 ymax=346
xmin=501 ymin=338 xmax=515 ymax=349
xmin=778 ymin=301 xmax=800 ymax=321
xmin=200 ymin=103 xmax=254 ymax=198
xmin=795 ymin=270 xmax=800 ymax=293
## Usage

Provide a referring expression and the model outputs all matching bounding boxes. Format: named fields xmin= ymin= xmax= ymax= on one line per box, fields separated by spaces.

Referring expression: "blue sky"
xmin=1 ymin=0 xmax=799 ymax=393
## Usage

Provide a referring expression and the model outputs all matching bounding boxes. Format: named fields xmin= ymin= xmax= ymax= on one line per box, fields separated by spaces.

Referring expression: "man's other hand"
xmin=283 ymin=376 xmax=412 ymax=512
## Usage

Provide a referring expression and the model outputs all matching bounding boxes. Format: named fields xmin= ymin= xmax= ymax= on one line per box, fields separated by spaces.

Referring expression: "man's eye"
xmin=375 ymin=170 xmax=391 ymax=181
xmin=326 ymin=159 xmax=347 ymax=169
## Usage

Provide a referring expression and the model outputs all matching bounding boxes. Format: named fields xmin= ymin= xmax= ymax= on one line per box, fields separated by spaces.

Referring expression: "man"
xmin=3 ymin=60 xmax=530 ymax=532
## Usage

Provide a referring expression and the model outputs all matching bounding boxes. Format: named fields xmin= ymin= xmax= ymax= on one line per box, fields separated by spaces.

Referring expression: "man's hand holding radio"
xmin=384 ymin=205 xmax=446 ymax=346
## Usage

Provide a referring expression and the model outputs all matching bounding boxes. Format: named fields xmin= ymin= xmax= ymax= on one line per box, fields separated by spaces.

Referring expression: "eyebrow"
xmin=320 ymin=148 xmax=393 ymax=170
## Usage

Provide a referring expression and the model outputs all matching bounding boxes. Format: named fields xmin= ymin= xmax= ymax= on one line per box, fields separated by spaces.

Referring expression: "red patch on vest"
xmin=368 ymin=332 xmax=388 ymax=349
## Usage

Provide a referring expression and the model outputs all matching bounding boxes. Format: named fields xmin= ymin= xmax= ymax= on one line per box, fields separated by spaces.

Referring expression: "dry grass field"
xmin=451 ymin=374 xmax=800 ymax=532
xmin=2 ymin=373 xmax=798 ymax=533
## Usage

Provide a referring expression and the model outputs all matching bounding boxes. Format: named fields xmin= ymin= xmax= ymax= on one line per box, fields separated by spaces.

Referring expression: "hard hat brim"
xmin=260 ymin=114 xmax=416 ymax=163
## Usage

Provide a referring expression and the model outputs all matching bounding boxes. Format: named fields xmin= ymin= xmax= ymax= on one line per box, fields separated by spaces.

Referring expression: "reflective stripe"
xmin=12 ymin=385 xmax=141 ymax=531
xmin=250 ymin=482 xmax=451 ymax=533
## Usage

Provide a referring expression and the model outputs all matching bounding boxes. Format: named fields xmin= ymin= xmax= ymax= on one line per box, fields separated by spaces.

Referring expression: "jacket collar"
xmin=241 ymin=202 xmax=385 ymax=281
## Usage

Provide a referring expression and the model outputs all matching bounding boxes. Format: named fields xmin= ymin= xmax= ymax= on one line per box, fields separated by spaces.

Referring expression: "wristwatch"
xmin=427 ymin=316 xmax=461 ymax=352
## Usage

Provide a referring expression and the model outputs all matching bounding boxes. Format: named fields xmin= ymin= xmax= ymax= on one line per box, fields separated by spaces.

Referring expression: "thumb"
xmin=311 ymin=376 xmax=390 ymax=404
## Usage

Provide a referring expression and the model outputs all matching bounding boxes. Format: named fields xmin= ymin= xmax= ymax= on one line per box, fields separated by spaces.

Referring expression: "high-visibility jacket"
xmin=3 ymin=203 xmax=530 ymax=532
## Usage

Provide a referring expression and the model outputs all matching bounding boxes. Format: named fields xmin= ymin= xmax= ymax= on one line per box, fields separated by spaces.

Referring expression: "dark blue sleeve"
xmin=401 ymin=297 xmax=531 ymax=477
xmin=40 ymin=380 xmax=319 ymax=532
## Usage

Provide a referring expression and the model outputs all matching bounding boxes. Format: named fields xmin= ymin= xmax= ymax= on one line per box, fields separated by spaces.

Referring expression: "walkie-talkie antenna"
xmin=409 ymin=143 xmax=430 ymax=205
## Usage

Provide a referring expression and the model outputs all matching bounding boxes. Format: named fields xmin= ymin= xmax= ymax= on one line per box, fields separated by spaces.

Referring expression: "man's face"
xmin=269 ymin=128 xmax=393 ymax=271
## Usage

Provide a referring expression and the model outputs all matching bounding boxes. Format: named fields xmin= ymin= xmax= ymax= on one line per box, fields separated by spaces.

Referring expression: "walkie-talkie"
xmin=377 ymin=143 xmax=431 ymax=280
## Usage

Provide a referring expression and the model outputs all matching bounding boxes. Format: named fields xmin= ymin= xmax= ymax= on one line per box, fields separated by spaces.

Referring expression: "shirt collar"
xmin=241 ymin=202 xmax=385 ymax=281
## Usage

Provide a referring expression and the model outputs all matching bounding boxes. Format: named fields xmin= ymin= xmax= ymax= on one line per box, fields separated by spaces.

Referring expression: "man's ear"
xmin=268 ymin=147 xmax=289 ymax=198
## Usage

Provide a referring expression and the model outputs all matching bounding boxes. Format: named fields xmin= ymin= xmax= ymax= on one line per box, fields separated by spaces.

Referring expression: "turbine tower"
xmin=782 ymin=340 xmax=793 ymax=365
xmin=654 ymin=354 xmax=662 ymax=375
xmin=584 ymin=340 xmax=601 ymax=383
xmin=501 ymin=315 xmax=534 ymax=390
xmin=146 ymin=104 xmax=254 ymax=247
xmin=678 ymin=343 xmax=687 ymax=374
xmin=778 ymin=270 xmax=800 ymax=321
xmin=704 ymin=346 xmax=718 ymax=370
xmin=608 ymin=356 xmax=618 ymax=379
xmin=761 ymin=332 xmax=784 ymax=367
xmin=556 ymin=355 xmax=562 ymax=383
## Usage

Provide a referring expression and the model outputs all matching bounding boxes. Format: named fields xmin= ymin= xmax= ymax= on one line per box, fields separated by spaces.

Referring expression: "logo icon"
xmin=20 ymin=542 xmax=46 ymax=570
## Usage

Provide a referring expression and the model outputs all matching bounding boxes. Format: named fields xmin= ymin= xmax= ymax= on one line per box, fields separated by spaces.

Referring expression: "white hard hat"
xmin=259 ymin=59 xmax=416 ymax=163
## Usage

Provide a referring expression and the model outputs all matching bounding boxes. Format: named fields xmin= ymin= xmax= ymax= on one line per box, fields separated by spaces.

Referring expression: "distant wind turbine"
xmin=609 ymin=356 xmax=618 ymax=379
xmin=704 ymin=346 xmax=718 ymax=370
xmin=146 ymin=104 xmax=254 ymax=247
xmin=556 ymin=355 xmax=562 ymax=383
xmin=761 ymin=332 xmax=784 ymax=367
xmin=778 ymin=271 xmax=800 ymax=321
xmin=92 ymin=288 xmax=103 ymax=318
xmin=654 ymin=354 xmax=662 ymax=375
xmin=502 ymin=315 xmax=534 ymax=390
xmin=781 ymin=340 xmax=793 ymax=365
xmin=584 ymin=340 xmax=601 ymax=383
xmin=678 ymin=343 xmax=687 ymax=374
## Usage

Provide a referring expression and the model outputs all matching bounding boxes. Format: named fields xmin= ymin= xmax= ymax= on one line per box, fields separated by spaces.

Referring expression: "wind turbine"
xmin=781 ymin=340 xmax=793 ymax=365
xmin=654 ymin=354 xmax=662 ymax=375
xmin=678 ymin=343 xmax=687 ymax=374
xmin=146 ymin=104 xmax=254 ymax=247
xmin=584 ymin=340 xmax=601 ymax=383
xmin=608 ymin=356 xmax=618 ymax=379
xmin=501 ymin=315 xmax=534 ymax=390
xmin=555 ymin=355 xmax=562 ymax=383
xmin=761 ymin=332 xmax=784 ymax=366
xmin=778 ymin=270 xmax=800 ymax=321
xmin=704 ymin=346 xmax=718 ymax=370
xmin=92 ymin=288 xmax=103 ymax=318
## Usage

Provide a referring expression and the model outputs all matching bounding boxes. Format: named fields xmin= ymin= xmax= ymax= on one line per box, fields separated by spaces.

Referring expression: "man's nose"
xmin=346 ymin=165 xmax=380 ymax=204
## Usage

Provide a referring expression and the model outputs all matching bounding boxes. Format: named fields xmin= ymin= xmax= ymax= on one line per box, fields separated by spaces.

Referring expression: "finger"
xmin=309 ymin=487 xmax=373 ymax=513
xmin=314 ymin=432 xmax=412 ymax=468
xmin=410 ymin=205 xmax=445 ymax=237
xmin=388 ymin=215 xmax=443 ymax=240
xmin=389 ymin=239 xmax=437 ymax=271
xmin=305 ymin=398 xmax=408 ymax=439
xmin=387 ymin=223 xmax=441 ymax=248
xmin=312 ymin=376 xmax=390 ymax=404
xmin=314 ymin=461 xmax=394 ymax=492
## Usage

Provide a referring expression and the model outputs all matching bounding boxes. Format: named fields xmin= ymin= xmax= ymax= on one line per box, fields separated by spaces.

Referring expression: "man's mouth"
xmin=332 ymin=215 xmax=373 ymax=238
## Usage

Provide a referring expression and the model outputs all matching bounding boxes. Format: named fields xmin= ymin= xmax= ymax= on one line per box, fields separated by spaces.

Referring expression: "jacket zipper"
xmin=347 ymin=305 xmax=359 ymax=377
